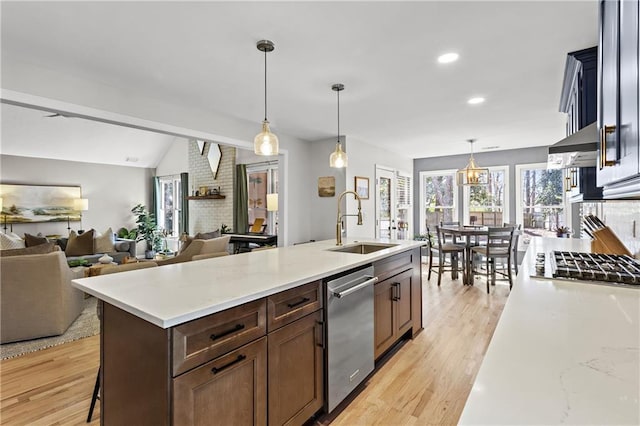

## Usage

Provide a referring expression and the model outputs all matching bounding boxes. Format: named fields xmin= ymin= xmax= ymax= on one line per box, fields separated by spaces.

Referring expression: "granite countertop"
xmin=71 ymin=238 xmax=422 ymax=328
xmin=459 ymin=237 xmax=640 ymax=425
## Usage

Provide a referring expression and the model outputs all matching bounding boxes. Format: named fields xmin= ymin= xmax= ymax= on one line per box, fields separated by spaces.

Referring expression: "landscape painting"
xmin=0 ymin=184 xmax=82 ymax=223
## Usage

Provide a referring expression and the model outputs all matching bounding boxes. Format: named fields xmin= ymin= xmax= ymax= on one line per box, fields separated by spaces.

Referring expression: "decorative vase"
xmin=145 ymin=250 xmax=155 ymax=259
xmin=98 ymin=254 xmax=113 ymax=264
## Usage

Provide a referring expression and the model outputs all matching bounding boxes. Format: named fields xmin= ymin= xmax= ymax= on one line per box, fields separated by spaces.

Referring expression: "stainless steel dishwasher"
xmin=325 ymin=265 xmax=377 ymax=413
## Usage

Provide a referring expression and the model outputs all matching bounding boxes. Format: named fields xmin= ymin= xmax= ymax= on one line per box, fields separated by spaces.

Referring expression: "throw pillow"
xmin=194 ymin=229 xmax=221 ymax=240
xmin=65 ymin=229 xmax=96 ymax=256
xmin=199 ymin=235 xmax=231 ymax=255
xmin=95 ymin=227 xmax=115 ymax=253
xmin=0 ymin=232 xmax=26 ymax=250
xmin=24 ymin=233 xmax=48 ymax=247
xmin=0 ymin=241 xmax=57 ymax=257
xmin=55 ymin=238 xmax=68 ymax=251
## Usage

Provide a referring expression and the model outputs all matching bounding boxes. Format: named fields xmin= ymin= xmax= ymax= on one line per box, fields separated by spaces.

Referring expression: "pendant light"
xmin=254 ymin=40 xmax=279 ymax=156
xmin=329 ymin=83 xmax=347 ymax=168
xmin=456 ymin=139 xmax=489 ymax=185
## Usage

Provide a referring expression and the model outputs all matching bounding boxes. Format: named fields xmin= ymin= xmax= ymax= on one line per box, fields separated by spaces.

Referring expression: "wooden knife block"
xmin=591 ymin=227 xmax=632 ymax=255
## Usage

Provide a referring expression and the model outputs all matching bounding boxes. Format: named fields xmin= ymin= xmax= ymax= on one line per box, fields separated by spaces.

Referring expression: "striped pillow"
xmin=0 ymin=232 xmax=25 ymax=250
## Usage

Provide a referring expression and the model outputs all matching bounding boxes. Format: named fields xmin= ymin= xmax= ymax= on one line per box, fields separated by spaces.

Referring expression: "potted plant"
xmin=555 ymin=226 xmax=571 ymax=238
xmin=131 ymin=204 xmax=162 ymax=258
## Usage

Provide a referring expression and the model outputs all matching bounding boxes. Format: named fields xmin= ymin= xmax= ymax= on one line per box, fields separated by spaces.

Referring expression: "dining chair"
xmin=504 ymin=223 xmax=522 ymax=275
xmin=430 ymin=226 xmax=467 ymax=286
xmin=439 ymin=221 xmax=461 ymax=244
xmin=470 ymin=226 xmax=514 ymax=293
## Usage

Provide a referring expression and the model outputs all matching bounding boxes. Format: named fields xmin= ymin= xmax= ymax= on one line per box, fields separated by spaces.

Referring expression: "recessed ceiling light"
xmin=125 ymin=157 xmax=139 ymax=163
xmin=437 ymin=52 xmax=459 ymax=64
xmin=467 ymin=97 xmax=485 ymax=105
xmin=482 ymin=145 xmax=500 ymax=150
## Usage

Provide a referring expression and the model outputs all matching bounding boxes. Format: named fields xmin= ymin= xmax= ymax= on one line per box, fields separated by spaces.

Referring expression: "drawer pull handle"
xmin=210 ymin=324 xmax=245 ymax=341
xmin=211 ymin=354 xmax=246 ymax=374
xmin=287 ymin=297 xmax=310 ymax=308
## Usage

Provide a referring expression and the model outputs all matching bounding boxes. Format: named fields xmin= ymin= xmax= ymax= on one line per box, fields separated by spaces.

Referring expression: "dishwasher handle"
xmin=332 ymin=275 xmax=378 ymax=298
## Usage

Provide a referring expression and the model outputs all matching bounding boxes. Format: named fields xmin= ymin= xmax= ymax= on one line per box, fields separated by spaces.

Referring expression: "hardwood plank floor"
xmin=0 ymin=271 xmax=509 ymax=425
xmin=331 ymin=272 xmax=509 ymax=425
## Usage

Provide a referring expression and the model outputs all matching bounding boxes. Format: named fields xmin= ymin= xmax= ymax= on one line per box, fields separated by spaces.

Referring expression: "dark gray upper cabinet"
xmin=597 ymin=0 xmax=640 ymax=198
xmin=559 ymin=47 xmax=603 ymax=201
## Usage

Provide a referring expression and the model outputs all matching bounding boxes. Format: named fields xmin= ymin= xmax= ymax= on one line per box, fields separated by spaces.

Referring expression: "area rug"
xmin=0 ymin=297 xmax=99 ymax=360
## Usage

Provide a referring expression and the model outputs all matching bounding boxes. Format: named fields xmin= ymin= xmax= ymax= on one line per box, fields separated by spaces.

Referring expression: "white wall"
xmin=2 ymin=61 xmax=313 ymax=246
xmin=308 ymin=137 xmax=347 ymax=241
xmin=156 ymin=137 xmax=189 ymax=177
xmin=345 ymin=139 xmax=414 ymax=239
xmin=0 ymin=154 xmax=153 ymax=236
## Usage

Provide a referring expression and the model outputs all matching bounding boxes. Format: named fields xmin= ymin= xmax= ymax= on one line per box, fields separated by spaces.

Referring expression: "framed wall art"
xmin=318 ymin=176 xmax=335 ymax=197
xmin=354 ymin=176 xmax=369 ymax=199
xmin=0 ymin=184 xmax=82 ymax=223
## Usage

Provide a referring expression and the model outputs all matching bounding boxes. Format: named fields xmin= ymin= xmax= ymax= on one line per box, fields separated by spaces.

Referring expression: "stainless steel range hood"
xmin=547 ymin=122 xmax=598 ymax=168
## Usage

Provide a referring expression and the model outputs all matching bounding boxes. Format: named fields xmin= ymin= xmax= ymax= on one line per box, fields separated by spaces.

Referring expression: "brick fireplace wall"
xmin=188 ymin=141 xmax=235 ymax=235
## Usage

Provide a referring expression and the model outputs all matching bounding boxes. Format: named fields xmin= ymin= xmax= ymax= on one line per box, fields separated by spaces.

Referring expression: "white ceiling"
xmin=1 ymin=103 xmax=181 ymax=168
xmin=1 ymin=1 xmax=598 ymax=163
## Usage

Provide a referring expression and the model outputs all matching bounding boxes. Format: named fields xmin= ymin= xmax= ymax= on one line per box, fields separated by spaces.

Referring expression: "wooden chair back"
xmin=485 ymin=227 xmax=514 ymax=256
xmin=249 ymin=218 xmax=266 ymax=233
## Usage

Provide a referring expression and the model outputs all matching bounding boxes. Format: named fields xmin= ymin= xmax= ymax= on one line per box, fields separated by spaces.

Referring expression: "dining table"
xmin=439 ymin=225 xmax=489 ymax=285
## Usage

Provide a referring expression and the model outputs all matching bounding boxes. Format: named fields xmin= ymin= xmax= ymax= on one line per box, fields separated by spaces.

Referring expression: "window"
xmin=247 ymin=162 xmax=278 ymax=234
xmin=419 ymin=170 xmax=458 ymax=233
xmin=395 ymin=171 xmax=412 ymax=240
xmin=157 ymin=175 xmax=182 ymax=237
xmin=463 ymin=166 xmax=509 ymax=226
xmin=516 ymin=163 xmax=566 ymax=238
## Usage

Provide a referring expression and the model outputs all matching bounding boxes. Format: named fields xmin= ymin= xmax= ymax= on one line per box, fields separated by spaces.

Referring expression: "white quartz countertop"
xmin=72 ymin=238 xmax=422 ymax=328
xmin=459 ymin=237 xmax=640 ymax=425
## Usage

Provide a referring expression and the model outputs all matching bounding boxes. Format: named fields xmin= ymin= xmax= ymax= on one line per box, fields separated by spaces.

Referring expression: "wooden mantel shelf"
xmin=187 ymin=195 xmax=226 ymax=200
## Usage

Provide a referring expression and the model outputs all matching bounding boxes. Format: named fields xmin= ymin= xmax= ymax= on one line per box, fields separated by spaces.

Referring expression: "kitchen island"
xmin=460 ymin=237 xmax=639 ymax=425
xmin=72 ymin=238 xmax=424 ymax=425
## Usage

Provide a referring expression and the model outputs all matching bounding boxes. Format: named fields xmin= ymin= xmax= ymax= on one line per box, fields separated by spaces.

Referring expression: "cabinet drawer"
xmin=267 ymin=280 xmax=322 ymax=331
xmin=374 ymin=250 xmax=415 ymax=282
xmin=172 ymin=299 xmax=267 ymax=376
xmin=173 ymin=337 xmax=267 ymax=426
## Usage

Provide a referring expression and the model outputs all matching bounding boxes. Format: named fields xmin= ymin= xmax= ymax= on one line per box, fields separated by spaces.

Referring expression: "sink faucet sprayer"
xmin=336 ymin=190 xmax=363 ymax=246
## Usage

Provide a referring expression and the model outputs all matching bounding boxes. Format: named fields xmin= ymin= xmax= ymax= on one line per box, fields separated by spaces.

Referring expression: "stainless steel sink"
xmin=328 ymin=243 xmax=398 ymax=254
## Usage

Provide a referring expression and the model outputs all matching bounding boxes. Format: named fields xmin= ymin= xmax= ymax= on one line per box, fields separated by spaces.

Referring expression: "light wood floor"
xmin=0 ymin=271 xmax=509 ymax=426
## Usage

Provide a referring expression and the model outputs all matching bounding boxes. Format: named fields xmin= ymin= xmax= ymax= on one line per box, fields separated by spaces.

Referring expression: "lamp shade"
xmin=74 ymin=198 xmax=89 ymax=211
xmin=0 ymin=197 xmax=3 ymax=212
xmin=329 ymin=141 xmax=348 ymax=168
xmin=267 ymin=193 xmax=278 ymax=211
xmin=254 ymin=120 xmax=279 ymax=156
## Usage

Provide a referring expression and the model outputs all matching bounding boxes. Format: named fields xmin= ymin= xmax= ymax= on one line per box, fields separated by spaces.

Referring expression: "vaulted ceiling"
xmin=1 ymin=1 xmax=598 ymax=165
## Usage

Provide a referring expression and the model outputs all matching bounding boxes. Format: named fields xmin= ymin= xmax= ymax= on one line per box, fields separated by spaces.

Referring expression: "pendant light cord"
xmin=337 ymin=88 xmax=340 ymax=143
xmin=264 ymin=49 xmax=268 ymax=121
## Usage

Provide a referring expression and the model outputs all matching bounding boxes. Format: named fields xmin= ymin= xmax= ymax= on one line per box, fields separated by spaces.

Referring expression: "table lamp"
xmin=267 ymin=193 xmax=278 ymax=234
xmin=74 ymin=198 xmax=89 ymax=233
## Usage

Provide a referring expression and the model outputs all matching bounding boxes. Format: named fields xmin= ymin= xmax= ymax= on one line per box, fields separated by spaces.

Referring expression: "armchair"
xmin=155 ymin=235 xmax=231 ymax=266
xmin=0 ymin=251 xmax=84 ymax=343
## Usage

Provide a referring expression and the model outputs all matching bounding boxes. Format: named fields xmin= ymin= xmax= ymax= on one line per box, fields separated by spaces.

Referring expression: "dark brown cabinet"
xmin=101 ymin=281 xmax=324 ymax=426
xmin=374 ymin=269 xmax=414 ymax=359
xmin=173 ymin=337 xmax=267 ymax=426
xmin=268 ymin=310 xmax=324 ymax=426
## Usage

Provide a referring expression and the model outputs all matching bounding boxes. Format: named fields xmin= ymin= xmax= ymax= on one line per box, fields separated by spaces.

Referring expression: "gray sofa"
xmin=65 ymin=237 xmax=137 ymax=265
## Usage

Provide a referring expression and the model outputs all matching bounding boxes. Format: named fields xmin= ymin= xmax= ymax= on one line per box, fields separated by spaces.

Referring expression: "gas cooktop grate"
xmin=550 ymin=251 xmax=640 ymax=285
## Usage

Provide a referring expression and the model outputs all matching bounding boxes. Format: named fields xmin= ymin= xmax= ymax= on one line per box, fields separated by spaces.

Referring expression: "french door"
xmin=375 ymin=167 xmax=412 ymax=240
